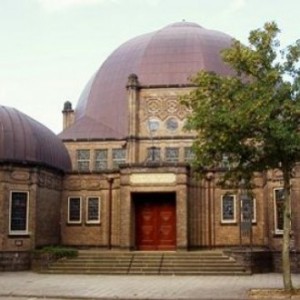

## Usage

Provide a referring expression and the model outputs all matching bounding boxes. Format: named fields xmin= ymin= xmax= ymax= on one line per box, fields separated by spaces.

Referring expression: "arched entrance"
xmin=133 ymin=192 xmax=176 ymax=251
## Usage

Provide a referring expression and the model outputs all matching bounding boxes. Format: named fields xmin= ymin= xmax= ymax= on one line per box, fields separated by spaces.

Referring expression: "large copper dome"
xmin=60 ymin=21 xmax=233 ymax=140
xmin=0 ymin=106 xmax=71 ymax=172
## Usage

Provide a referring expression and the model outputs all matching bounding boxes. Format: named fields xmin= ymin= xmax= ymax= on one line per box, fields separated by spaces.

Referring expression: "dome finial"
xmin=63 ymin=101 xmax=73 ymax=111
xmin=126 ymin=73 xmax=139 ymax=90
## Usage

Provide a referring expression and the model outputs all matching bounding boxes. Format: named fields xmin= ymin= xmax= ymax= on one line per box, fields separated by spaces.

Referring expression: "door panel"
xmin=136 ymin=202 xmax=157 ymax=250
xmin=157 ymin=203 xmax=176 ymax=250
xmin=135 ymin=193 xmax=176 ymax=250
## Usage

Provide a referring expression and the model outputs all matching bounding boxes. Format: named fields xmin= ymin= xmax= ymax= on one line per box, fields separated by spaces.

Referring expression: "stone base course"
xmin=0 ymin=251 xmax=30 ymax=271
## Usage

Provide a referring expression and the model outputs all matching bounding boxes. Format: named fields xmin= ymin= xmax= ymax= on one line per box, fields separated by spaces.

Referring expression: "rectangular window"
xmin=147 ymin=147 xmax=161 ymax=162
xmin=9 ymin=191 xmax=29 ymax=234
xmin=68 ymin=197 xmax=82 ymax=224
xmin=241 ymin=197 xmax=256 ymax=223
xmin=221 ymin=194 xmax=236 ymax=223
xmin=112 ymin=149 xmax=126 ymax=169
xmin=77 ymin=149 xmax=90 ymax=171
xmin=274 ymin=188 xmax=284 ymax=234
xmin=86 ymin=197 xmax=100 ymax=224
xmin=184 ymin=147 xmax=194 ymax=162
xmin=95 ymin=149 xmax=108 ymax=170
xmin=165 ymin=147 xmax=179 ymax=162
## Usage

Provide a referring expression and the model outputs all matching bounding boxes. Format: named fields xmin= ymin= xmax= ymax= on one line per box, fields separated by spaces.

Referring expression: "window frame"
xmin=94 ymin=149 xmax=108 ymax=171
xmin=68 ymin=197 xmax=82 ymax=224
xmin=241 ymin=197 xmax=257 ymax=224
xmin=184 ymin=147 xmax=194 ymax=163
xmin=165 ymin=147 xmax=179 ymax=163
xmin=146 ymin=147 xmax=161 ymax=162
xmin=86 ymin=197 xmax=101 ymax=224
xmin=112 ymin=148 xmax=126 ymax=169
xmin=221 ymin=194 xmax=237 ymax=224
xmin=76 ymin=149 xmax=90 ymax=172
xmin=9 ymin=191 xmax=29 ymax=235
xmin=274 ymin=188 xmax=285 ymax=234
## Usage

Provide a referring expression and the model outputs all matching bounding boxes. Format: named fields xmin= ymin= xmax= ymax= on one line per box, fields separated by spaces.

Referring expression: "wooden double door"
xmin=134 ymin=193 xmax=176 ymax=251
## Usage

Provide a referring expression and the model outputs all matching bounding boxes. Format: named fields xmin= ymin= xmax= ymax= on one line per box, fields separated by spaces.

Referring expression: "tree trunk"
xmin=282 ymin=169 xmax=293 ymax=290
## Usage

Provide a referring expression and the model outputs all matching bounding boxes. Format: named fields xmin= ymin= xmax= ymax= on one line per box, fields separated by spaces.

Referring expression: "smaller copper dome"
xmin=0 ymin=106 xmax=71 ymax=172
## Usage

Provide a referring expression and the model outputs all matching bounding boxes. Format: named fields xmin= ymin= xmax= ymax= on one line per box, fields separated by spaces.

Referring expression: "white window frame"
xmin=68 ymin=197 xmax=82 ymax=224
xmin=86 ymin=197 xmax=101 ymax=224
xmin=221 ymin=194 xmax=237 ymax=224
xmin=241 ymin=197 xmax=257 ymax=223
xmin=9 ymin=191 xmax=29 ymax=235
xmin=274 ymin=188 xmax=285 ymax=234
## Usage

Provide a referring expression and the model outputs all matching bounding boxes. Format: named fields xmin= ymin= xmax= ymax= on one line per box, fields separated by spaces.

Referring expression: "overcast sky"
xmin=1 ymin=0 xmax=299 ymax=133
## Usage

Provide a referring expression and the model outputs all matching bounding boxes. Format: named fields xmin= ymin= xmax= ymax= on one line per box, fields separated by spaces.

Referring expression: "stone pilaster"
xmin=126 ymin=74 xmax=140 ymax=164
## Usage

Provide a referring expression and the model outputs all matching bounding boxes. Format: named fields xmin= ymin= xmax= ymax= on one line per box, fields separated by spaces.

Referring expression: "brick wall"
xmin=0 ymin=251 xmax=30 ymax=271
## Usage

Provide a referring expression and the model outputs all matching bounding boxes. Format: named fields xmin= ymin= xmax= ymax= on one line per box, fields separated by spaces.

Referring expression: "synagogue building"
xmin=1 ymin=21 xmax=299 ymax=272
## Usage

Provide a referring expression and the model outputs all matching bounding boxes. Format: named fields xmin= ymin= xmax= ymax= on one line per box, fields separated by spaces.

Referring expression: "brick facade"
xmin=0 ymin=165 xmax=64 ymax=270
xmin=1 ymin=70 xmax=300 ymax=272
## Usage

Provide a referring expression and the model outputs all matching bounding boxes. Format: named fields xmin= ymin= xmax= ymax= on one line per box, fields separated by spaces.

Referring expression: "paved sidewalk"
xmin=1 ymin=272 xmax=300 ymax=300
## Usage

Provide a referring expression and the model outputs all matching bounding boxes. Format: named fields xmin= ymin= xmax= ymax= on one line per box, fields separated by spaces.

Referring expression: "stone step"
xmin=75 ymin=256 xmax=231 ymax=261
xmin=44 ymin=250 xmax=249 ymax=276
xmin=77 ymin=251 xmax=225 ymax=256
xmin=53 ymin=260 xmax=238 ymax=266
xmin=45 ymin=268 xmax=249 ymax=276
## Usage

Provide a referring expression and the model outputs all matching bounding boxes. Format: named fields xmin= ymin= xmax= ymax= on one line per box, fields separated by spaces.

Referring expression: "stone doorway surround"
xmin=119 ymin=164 xmax=189 ymax=251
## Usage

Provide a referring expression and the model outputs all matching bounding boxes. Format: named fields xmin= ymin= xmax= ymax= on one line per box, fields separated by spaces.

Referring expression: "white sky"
xmin=0 ymin=0 xmax=299 ymax=133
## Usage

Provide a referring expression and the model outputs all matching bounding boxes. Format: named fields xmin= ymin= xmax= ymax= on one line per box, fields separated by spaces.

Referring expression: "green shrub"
xmin=33 ymin=246 xmax=78 ymax=260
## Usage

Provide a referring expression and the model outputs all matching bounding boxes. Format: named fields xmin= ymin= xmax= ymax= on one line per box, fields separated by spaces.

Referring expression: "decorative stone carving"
xmin=11 ymin=171 xmax=30 ymax=181
xmin=147 ymin=98 xmax=162 ymax=115
xmin=37 ymin=173 xmax=61 ymax=190
xmin=166 ymin=98 xmax=178 ymax=114
xmin=142 ymin=96 xmax=192 ymax=121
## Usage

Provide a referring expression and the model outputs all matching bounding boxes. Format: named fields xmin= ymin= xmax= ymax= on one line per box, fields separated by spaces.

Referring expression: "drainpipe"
xmin=107 ymin=177 xmax=114 ymax=250
xmin=206 ymin=172 xmax=214 ymax=249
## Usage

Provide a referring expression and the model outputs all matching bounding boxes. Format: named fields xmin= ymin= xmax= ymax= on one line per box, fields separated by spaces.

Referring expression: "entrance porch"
xmin=119 ymin=164 xmax=189 ymax=251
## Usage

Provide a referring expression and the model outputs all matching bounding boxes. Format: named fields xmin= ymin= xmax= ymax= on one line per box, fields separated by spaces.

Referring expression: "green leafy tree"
xmin=182 ymin=22 xmax=300 ymax=290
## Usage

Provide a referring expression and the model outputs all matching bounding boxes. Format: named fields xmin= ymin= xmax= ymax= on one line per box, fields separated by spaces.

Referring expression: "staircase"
xmin=44 ymin=250 xmax=250 ymax=275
